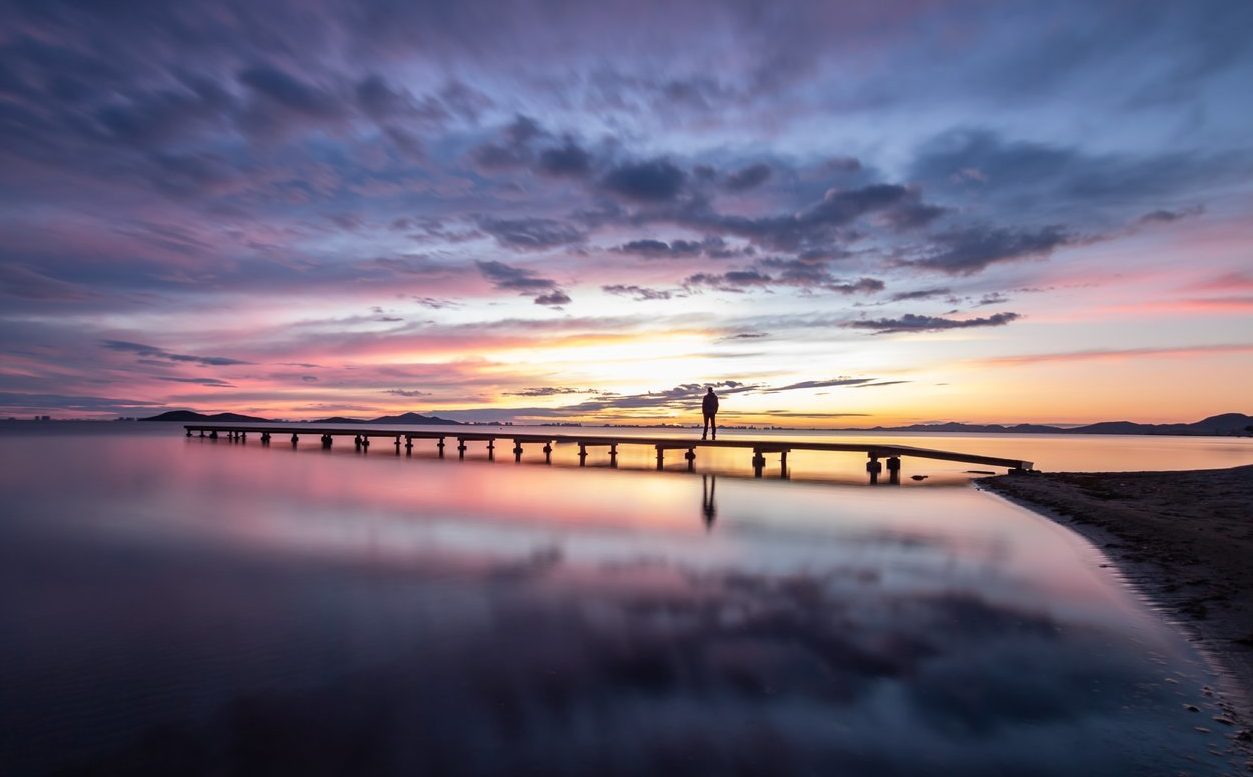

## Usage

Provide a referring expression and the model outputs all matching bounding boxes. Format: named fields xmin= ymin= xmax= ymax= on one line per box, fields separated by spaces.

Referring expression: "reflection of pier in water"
xmin=183 ymin=424 xmax=1036 ymax=483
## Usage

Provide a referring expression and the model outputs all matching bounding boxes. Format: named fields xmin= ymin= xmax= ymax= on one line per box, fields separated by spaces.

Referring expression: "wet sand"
xmin=983 ymin=465 xmax=1253 ymax=728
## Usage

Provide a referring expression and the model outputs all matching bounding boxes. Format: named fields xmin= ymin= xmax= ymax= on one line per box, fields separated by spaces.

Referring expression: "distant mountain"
xmin=863 ymin=422 xmax=1066 ymax=434
xmin=1069 ymin=413 xmax=1253 ymax=435
xmin=366 ymin=411 xmax=461 ymax=425
xmin=309 ymin=416 xmax=366 ymax=424
xmin=852 ymin=413 xmax=1251 ymax=436
xmin=141 ymin=410 xmax=270 ymax=423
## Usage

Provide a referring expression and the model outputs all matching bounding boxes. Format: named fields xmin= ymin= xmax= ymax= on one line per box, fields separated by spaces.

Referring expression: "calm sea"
xmin=2 ymin=422 xmax=1251 ymax=775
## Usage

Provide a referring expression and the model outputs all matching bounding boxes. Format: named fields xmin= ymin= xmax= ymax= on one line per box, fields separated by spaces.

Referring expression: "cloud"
xmin=100 ymin=340 xmax=252 ymax=366
xmin=1137 ymin=206 xmax=1204 ymax=224
xmin=533 ymin=290 xmax=571 ymax=307
xmin=845 ymin=312 xmax=1021 ymax=334
xmin=156 ymin=376 xmax=235 ymax=387
xmin=601 ymin=284 xmax=673 ymax=301
xmin=599 ymin=159 xmax=686 ymax=202
xmin=723 ymin=163 xmax=772 ymax=192
xmin=385 ymin=389 xmax=432 ymax=397
xmin=974 ymin=343 xmax=1253 ymax=366
xmin=902 ymin=226 xmax=1075 ymax=275
xmin=504 ymin=387 xmax=602 ymax=397
xmin=762 ymin=377 xmax=908 ymax=393
xmin=476 ymin=217 xmax=586 ymax=251
xmin=536 ymin=137 xmax=593 ymax=178
xmin=890 ymin=288 xmax=951 ymax=301
xmin=475 ymin=260 xmax=558 ymax=292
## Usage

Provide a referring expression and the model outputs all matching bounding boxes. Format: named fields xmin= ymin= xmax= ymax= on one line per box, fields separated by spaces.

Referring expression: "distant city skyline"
xmin=1 ymin=1 xmax=1250 ymax=425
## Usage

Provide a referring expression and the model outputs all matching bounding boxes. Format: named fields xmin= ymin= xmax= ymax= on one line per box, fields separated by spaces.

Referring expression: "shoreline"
xmin=982 ymin=465 xmax=1253 ymax=739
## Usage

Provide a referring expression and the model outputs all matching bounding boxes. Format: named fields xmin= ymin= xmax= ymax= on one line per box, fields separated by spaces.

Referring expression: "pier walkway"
xmin=183 ymin=424 xmax=1036 ymax=482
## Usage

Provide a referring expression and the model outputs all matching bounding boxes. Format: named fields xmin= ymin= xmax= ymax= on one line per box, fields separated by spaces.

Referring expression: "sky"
xmin=1 ymin=0 xmax=1250 ymax=426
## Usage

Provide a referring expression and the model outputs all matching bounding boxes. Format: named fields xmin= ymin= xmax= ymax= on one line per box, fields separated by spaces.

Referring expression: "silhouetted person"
xmin=701 ymin=387 xmax=719 ymax=440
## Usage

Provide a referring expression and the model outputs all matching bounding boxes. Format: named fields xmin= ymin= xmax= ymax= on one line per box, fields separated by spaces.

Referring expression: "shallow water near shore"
xmin=2 ymin=423 xmax=1252 ymax=775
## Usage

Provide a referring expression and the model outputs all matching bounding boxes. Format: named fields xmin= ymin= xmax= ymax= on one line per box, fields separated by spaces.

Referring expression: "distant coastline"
xmin=121 ymin=410 xmax=1253 ymax=438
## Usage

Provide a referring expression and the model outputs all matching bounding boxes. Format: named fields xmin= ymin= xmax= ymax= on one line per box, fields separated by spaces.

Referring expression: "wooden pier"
xmin=183 ymin=424 xmax=1036 ymax=483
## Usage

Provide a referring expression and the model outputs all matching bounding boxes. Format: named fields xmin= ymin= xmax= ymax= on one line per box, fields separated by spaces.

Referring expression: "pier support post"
xmin=578 ymin=443 xmax=587 ymax=466
xmin=609 ymin=443 xmax=618 ymax=468
xmin=199 ymin=430 xmax=205 ymax=438
xmin=487 ymin=440 xmax=495 ymax=461
xmin=361 ymin=437 xmax=369 ymax=450
xmin=655 ymin=445 xmax=665 ymax=470
xmin=543 ymin=442 xmax=553 ymax=464
xmin=886 ymin=456 xmax=901 ymax=485
xmin=752 ymin=448 xmax=765 ymax=478
xmin=186 ymin=428 xmax=192 ymax=437
xmin=241 ymin=432 xmax=246 ymax=441
xmin=210 ymin=430 xmax=218 ymax=440
xmin=354 ymin=435 xmax=362 ymax=449
xmin=866 ymin=453 xmax=882 ymax=485
xmin=685 ymin=448 xmax=696 ymax=472
xmin=322 ymin=434 xmax=333 ymax=449
xmin=437 ymin=438 xmax=445 ymax=458
xmin=291 ymin=433 xmax=298 ymax=446
xmin=405 ymin=436 xmax=413 ymax=455
xmin=780 ymin=450 xmax=789 ymax=479
xmin=395 ymin=436 xmax=402 ymax=455
xmin=457 ymin=438 xmax=467 ymax=459
xmin=513 ymin=441 xmax=523 ymax=462
xmin=261 ymin=432 xmax=271 ymax=444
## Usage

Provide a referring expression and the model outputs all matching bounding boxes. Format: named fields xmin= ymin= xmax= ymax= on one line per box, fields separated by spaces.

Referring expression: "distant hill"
xmin=309 ymin=416 xmax=366 ymax=424
xmin=141 ymin=410 xmax=270 ymax=423
xmin=854 ymin=413 xmax=1252 ymax=436
xmin=366 ymin=411 xmax=461 ymax=425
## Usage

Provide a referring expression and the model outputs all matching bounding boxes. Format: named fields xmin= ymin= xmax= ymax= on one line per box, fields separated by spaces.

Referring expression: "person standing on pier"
xmin=701 ymin=386 xmax=719 ymax=440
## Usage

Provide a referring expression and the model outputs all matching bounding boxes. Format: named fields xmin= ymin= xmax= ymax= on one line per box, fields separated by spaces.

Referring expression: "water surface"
xmin=1 ymin=423 xmax=1250 ymax=775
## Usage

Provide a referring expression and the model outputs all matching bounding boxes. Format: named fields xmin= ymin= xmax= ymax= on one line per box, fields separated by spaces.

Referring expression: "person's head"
xmin=706 ymin=387 xmax=714 ymax=394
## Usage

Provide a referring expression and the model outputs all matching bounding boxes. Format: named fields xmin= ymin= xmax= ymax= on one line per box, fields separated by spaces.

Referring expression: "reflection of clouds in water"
xmin=57 ymin=558 xmax=1199 ymax=776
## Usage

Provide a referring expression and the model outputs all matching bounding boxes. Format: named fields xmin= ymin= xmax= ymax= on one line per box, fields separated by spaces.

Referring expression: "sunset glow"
xmin=1 ymin=1 xmax=1250 ymax=425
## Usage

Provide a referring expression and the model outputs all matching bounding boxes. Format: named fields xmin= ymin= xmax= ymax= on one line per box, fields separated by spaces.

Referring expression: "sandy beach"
xmin=983 ymin=465 xmax=1253 ymax=730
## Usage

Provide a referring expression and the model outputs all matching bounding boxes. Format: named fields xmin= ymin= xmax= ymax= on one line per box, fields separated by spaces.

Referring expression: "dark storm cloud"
xmin=476 ymin=217 xmax=586 ymax=251
xmin=601 ymin=284 xmax=673 ymax=301
xmin=599 ymin=159 xmax=687 ymax=202
xmin=723 ymin=163 xmax=772 ymax=192
xmin=845 ymin=312 xmax=1021 ymax=334
xmin=100 ymin=340 xmax=252 ymax=366
xmin=903 ymin=226 xmax=1075 ymax=275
